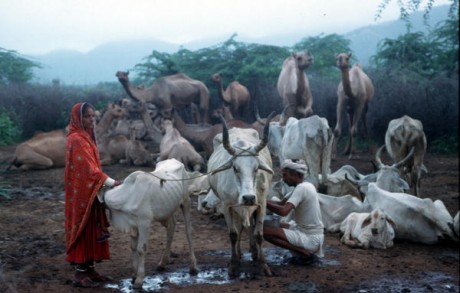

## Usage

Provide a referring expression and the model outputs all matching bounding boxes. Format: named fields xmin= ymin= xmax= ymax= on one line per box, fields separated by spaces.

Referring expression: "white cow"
xmin=197 ymin=189 xmax=223 ymax=217
xmin=279 ymin=115 xmax=334 ymax=188
xmin=102 ymin=159 xmax=198 ymax=288
xmin=340 ymin=208 xmax=396 ymax=249
xmin=207 ymin=114 xmax=274 ymax=278
xmin=363 ymin=183 xmax=458 ymax=244
xmin=317 ymin=193 xmax=364 ymax=233
xmin=384 ymin=115 xmax=428 ymax=196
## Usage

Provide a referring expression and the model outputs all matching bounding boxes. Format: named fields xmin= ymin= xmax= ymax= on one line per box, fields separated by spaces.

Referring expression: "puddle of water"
xmin=105 ymin=247 xmax=342 ymax=292
xmin=353 ymin=271 xmax=459 ymax=293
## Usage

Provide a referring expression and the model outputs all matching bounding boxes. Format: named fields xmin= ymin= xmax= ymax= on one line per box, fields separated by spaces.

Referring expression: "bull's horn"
xmin=220 ymin=114 xmax=236 ymax=156
xmin=254 ymin=103 xmax=265 ymax=125
xmin=254 ymin=111 xmax=276 ymax=153
xmin=279 ymin=103 xmax=295 ymax=124
xmin=375 ymin=145 xmax=385 ymax=169
xmin=392 ymin=147 xmax=415 ymax=169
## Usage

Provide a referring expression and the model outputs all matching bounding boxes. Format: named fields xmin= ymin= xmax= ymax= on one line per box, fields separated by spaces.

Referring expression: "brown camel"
xmin=210 ymin=73 xmax=250 ymax=119
xmin=276 ymin=50 xmax=314 ymax=125
xmin=116 ymin=71 xmax=210 ymax=124
xmin=333 ymin=52 xmax=374 ymax=159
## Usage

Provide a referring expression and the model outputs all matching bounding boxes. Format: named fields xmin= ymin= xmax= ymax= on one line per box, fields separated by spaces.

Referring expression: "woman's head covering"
xmin=68 ymin=102 xmax=96 ymax=142
xmin=281 ymin=159 xmax=308 ymax=175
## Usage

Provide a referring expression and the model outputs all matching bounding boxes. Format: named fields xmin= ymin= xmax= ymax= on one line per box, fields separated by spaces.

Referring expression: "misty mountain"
xmin=31 ymin=5 xmax=451 ymax=85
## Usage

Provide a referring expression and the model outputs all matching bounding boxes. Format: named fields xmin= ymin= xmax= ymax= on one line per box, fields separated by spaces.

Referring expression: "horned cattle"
xmin=207 ymin=114 xmax=274 ymax=278
xmin=101 ymin=159 xmax=198 ymax=288
xmin=318 ymin=193 xmax=364 ymax=233
xmin=363 ymin=183 xmax=458 ymax=244
xmin=279 ymin=115 xmax=334 ymax=189
xmin=384 ymin=115 xmax=427 ymax=196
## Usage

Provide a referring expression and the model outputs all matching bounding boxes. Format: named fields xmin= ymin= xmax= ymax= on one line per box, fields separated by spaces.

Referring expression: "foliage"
xmin=375 ymin=0 xmax=459 ymax=21
xmin=429 ymin=136 xmax=459 ymax=154
xmin=0 ymin=110 xmax=21 ymax=145
xmin=0 ymin=48 xmax=41 ymax=85
xmin=292 ymin=34 xmax=352 ymax=78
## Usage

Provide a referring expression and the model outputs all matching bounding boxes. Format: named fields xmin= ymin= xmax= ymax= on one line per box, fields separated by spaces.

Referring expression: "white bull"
xmin=317 ymin=193 xmax=364 ymax=233
xmin=279 ymin=115 xmax=334 ymax=188
xmin=102 ymin=159 xmax=198 ymax=288
xmin=340 ymin=208 xmax=396 ymax=249
xmin=207 ymin=114 xmax=274 ymax=278
xmin=384 ymin=115 xmax=428 ymax=196
xmin=363 ymin=183 xmax=458 ymax=244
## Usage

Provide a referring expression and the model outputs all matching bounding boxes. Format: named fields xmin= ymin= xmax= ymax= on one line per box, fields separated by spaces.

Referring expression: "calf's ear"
xmin=386 ymin=215 xmax=397 ymax=229
xmin=361 ymin=215 xmax=372 ymax=229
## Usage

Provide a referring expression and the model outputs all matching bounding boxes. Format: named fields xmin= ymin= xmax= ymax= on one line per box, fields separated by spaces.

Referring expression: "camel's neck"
xmin=215 ymin=80 xmax=229 ymax=103
xmin=341 ymin=67 xmax=354 ymax=97
xmin=120 ymin=80 xmax=149 ymax=102
xmin=295 ymin=67 xmax=306 ymax=97
xmin=173 ymin=113 xmax=205 ymax=144
xmin=96 ymin=113 xmax=116 ymax=137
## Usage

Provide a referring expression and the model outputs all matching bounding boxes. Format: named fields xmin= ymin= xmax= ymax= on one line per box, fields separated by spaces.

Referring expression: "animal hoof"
xmin=189 ymin=267 xmax=199 ymax=276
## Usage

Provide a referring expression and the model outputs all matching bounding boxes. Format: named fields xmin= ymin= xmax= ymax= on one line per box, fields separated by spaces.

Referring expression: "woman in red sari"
xmin=64 ymin=102 xmax=121 ymax=287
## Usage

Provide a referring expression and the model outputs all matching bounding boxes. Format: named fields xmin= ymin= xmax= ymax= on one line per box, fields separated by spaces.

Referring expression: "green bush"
xmin=0 ymin=110 xmax=21 ymax=146
xmin=429 ymin=136 xmax=459 ymax=155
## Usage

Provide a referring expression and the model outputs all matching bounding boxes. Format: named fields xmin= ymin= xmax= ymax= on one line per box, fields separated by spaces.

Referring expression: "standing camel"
xmin=116 ymin=71 xmax=210 ymax=124
xmin=276 ymin=50 xmax=314 ymax=125
xmin=210 ymin=73 xmax=250 ymax=120
xmin=333 ymin=52 xmax=374 ymax=159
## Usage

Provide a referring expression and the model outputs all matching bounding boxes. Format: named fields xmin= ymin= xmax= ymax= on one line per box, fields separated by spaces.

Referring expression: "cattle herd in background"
xmin=5 ymin=51 xmax=459 ymax=287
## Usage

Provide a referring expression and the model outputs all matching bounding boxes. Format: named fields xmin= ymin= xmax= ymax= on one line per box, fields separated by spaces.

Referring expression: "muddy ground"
xmin=0 ymin=144 xmax=458 ymax=293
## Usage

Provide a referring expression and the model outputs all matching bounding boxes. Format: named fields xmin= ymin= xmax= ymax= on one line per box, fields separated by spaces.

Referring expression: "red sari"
xmin=64 ymin=103 xmax=110 ymax=264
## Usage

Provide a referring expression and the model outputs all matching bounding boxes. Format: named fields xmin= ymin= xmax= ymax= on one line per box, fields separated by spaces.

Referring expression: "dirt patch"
xmin=0 ymin=145 xmax=458 ymax=293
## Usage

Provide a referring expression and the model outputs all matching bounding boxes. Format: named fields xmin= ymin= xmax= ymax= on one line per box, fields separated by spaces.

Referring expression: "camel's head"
xmin=116 ymin=71 xmax=129 ymax=83
xmin=210 ymin=73 xmax=222 ymax=83
xmin=336 ymin=53 xmax=352 ymax=70
xmin=293 ymin=50 xmax=313 ymax=70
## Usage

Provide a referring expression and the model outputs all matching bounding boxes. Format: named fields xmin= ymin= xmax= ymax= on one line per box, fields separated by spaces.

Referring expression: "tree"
xmin=0 ymin=48 xmax=41 ymax=85
xmin=292 ymin=34 xmax=352 ymax=78
xmin=375 ymin=0 xmax=459 ymax=21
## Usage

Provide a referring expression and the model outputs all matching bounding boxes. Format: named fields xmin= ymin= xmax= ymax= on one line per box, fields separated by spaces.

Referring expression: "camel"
xmin=120 ymin=126 xmax=156 ymax=166
xmin=116 ymin=71 xmax=210 ymax=124
xmin=95 ymin=103 xmax=128 ymax=139
xmin=333 ymin=52 xmax=374 ymax=160
xmin=7 ymin=103 xmax=128 ymax=171
xmin=7 ymin=129 xmax=67 ymax=171
xmin=276 ymin=50 xmax=314 ymax=125
xmin=210 ymin=73 xmax=250 ymax=119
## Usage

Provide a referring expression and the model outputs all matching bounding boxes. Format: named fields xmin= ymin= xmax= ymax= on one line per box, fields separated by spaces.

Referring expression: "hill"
xmin=30 ymin=5 xmax=451 ymax=85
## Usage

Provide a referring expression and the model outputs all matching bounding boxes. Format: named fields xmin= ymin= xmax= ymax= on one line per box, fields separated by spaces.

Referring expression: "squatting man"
xmin=263 ymin=159 xmax=325 ymax=264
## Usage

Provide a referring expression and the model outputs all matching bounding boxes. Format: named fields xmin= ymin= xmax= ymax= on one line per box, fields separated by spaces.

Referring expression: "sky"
xmin=0 ymin=0 xmax=451 ymax=55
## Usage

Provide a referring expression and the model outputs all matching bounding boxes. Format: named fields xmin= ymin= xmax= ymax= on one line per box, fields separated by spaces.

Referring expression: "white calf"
xmin=340 ymin=208 xmax=396 ymax=249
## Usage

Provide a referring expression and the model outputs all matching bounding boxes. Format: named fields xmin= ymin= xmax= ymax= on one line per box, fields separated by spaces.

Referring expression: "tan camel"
xmin=276 ymin=50 xmax=314 ymax=125
xmin=7 ymin=129 xmax=67 ymax=171
xmin=333 ymin=52 xmax=374 ymax=159
xmin=7 ymin=103 xmax=128 ymax=171
xmin=116 ymin=71 xmax=210 ymax=124
xmin=95 ymin=103 xmax=127 ymax=139
xmin=210 ymin=73 xmax=250 ymax=119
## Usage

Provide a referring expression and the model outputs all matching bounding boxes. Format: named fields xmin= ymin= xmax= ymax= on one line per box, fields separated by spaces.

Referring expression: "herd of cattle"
xmin=5 ymin=51 xmax=459 ymax=287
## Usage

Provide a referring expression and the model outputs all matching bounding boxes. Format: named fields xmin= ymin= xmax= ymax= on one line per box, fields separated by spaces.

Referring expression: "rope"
xmin=144 ymin=145 xmax=260 ymax=184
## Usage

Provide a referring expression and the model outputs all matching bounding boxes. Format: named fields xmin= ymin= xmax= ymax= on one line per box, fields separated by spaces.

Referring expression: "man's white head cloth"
xmin=281 ymin=159 xmax=308 ymax=175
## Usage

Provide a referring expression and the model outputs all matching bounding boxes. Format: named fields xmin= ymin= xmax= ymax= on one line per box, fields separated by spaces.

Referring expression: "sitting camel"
xmin=116 ymin=71 xmax=210 ymax=124
xmin=276 ymin=50 xmax=314 ymax=125
xmin=210 ymin=73 xmax=250 ymax=119
xmin=333 ymin=52 xmax=374 ymax=160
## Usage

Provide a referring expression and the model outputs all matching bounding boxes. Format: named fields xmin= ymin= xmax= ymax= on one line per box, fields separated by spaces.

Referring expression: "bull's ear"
xmin=361 ymin=214 xmax=372 ymax=228
xmin=257 ymin=158 xmax=274 ymax=175
xmin=211 ymin=159 xmax=233 ymax=175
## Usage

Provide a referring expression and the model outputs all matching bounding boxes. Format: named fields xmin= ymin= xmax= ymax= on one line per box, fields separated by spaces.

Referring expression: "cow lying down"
xmin=340 ymin=208 xmax=396 ymax=249
xmin=100 ymin=159 xmax=198 ymax=288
